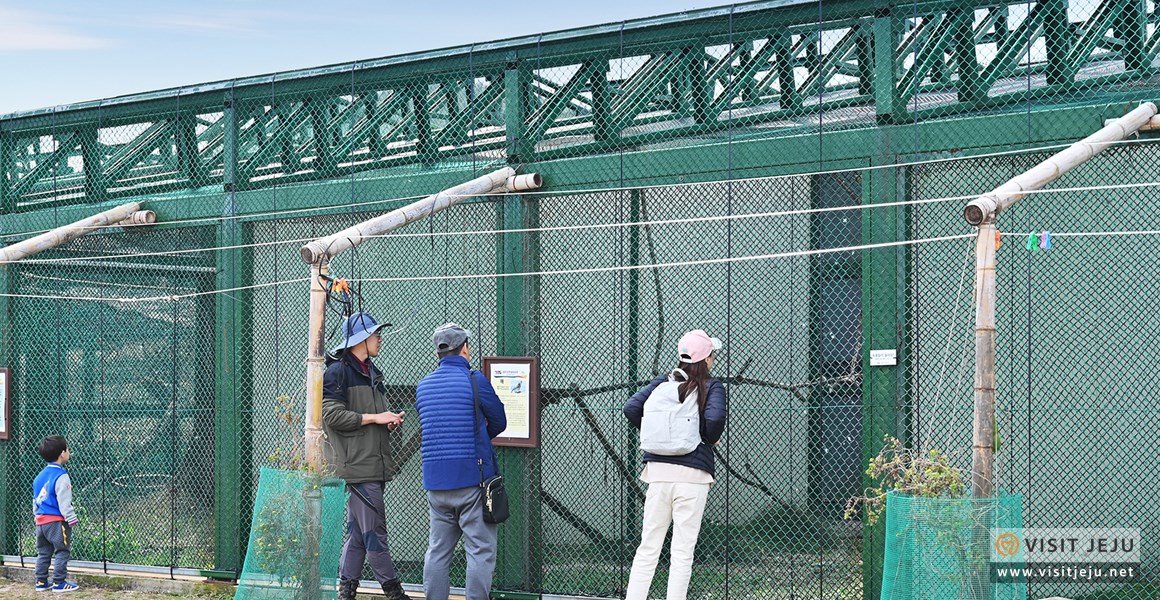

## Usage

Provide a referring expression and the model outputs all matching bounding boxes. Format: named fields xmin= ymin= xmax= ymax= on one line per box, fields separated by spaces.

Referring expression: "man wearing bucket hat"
xmin=322 ymin=312 xmax=412 ymax=600
xmin=415 ymin=323 xmax=507 ymax=600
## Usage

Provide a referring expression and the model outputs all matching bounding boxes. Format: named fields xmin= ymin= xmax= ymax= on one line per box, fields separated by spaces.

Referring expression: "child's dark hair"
xmin=38 ymin=436 xmax=68 ymax=462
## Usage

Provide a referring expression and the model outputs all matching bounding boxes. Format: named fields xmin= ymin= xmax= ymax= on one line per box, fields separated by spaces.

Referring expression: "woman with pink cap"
xmin=623 ymin=330 xmax=727 ymax=600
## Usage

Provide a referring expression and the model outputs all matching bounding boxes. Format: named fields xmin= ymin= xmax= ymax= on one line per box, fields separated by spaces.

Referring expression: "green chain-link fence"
xmin=2 ymin=1 xmax=1160 ymax=598
xmin=908 ymin=143 xmax=1160 ymax=600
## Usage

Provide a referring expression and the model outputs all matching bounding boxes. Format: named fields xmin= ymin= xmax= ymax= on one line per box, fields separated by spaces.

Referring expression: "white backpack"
xmin=639 ymin=373 xmax=702 ymax=456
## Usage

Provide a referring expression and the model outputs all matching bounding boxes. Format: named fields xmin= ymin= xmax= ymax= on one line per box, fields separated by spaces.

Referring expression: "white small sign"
xmin=870 ymin=349 xmax=897 ymax=366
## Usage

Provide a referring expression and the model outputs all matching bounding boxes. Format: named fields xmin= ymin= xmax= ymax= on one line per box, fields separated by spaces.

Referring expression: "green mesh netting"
xmin=881 ymin=492 xmax=1026 ymax=600
xmin=235 ymin=468 xmax=348 ymax=600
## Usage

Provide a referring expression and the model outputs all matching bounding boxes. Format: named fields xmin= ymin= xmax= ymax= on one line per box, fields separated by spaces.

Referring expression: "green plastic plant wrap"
xmin=235 ymin=467 xmax=348 ymax=600
xmin=880 ymin=492 xmax=1026 ymax=600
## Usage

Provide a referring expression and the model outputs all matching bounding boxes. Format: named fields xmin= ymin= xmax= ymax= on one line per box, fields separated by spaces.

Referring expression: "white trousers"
xmin=625 ymin=481 xmax=711 ymax=600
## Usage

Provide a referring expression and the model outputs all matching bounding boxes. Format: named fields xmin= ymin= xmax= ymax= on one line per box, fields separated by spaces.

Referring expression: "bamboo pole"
xmin=299 ymin=168 xmax=542 ymax=264
xmin=0 ymin=202 xmax=143 ymax=264
xmin=303 ymin=262 xmax=328 ymax=600
xmin=968 ymin=223 xmax=996 ymax=598
xmin=1104 ymin=114 xmax=1160 ymax=130
xmin=971 ymin=220 xmax=997 ymax=498
xmin=964 ymin=102 xmax=1157 ymax=500
xmin=964 ymin=102 xmax=1158 ymax=226
xmin=304 ymin=261 xmax=329 ymax=471
xmin=117 ymin=210 xmax=157 ymax=226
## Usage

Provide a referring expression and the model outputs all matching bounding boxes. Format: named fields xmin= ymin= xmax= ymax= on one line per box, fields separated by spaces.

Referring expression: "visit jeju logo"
xmin=995 ymin=533 xmax=1021 ymax=557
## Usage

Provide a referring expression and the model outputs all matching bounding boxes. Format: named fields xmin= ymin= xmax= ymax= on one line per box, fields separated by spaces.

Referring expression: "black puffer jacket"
xmin=623 ymin=374 xmax=728 ymax=476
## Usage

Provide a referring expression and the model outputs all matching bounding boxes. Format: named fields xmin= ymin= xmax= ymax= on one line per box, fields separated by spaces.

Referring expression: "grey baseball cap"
xmin=433 ymin=322 xmax=471 ymax=352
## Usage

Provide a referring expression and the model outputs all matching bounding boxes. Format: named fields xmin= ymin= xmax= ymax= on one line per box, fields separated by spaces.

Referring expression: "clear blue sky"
xmin=0 ymin=0 xmax=737 ymax=115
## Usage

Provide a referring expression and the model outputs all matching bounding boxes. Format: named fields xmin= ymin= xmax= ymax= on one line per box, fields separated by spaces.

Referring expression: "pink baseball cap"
xmin=677 ymin=330 xmax=723 ymax=363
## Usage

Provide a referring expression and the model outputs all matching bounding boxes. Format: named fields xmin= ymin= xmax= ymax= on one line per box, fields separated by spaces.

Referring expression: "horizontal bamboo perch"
xmin=299 ymin=168 xmax=542 ymax=264
xmin=118 ymin=210 xmax=156 ymax=226
xmin=964 ymin=102 xmax=1158 ymax=225
xmin=0 ymin=202 xmax=151 ymax=264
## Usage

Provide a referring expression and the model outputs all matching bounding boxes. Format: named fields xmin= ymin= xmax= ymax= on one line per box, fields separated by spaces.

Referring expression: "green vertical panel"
xmin=1043 ymin=0 xmax=1070 ymax=86
xmin=736 ymin=40 xmax=757 ymax=103
xmin=0 ymin=133 xmax=12 ymax=213
xmin=1115 ymin=0 xmax=1148 ymax=72
xmin=0 ymin=265 xmax=12 ymax=556
xmin=808 ymin=172 xmax=864 ymax=520
xmin=505 ymin=63 xmax=533 ymax=164
xmin=223 ymin=93 xmax=238 ymax=194
xmin=856 ymin=24 xmax=874 ymax=97
xmin=494 ymin=193 xmax=543 ymax=595
xmin=214 ymin=93 xmax=254 ymax=574
xmin=624 ymin=190 xmax=642 ymax=552
xmin=177 ymin=110 xmax=206 ymax=187
xmin=860 ymin=155 xmax=907 ymax=600
xmin=591 ymin=62 xmax=614 ymax=143
xmin=873 ymin=14 xmax=904 ymax=124
xmin=213 ymin=206 xmax=239 ymax=571
xmin=308 ymin=98 xmax=335 ymax=174
xmin=775 ymin=33 xmax=801 ymax=111
xmin=213 ymin=202 xmax=255 ymax=573
xmin=951 ymin=8 xmax=981 ymax=104
xmin=687 ymin=48 xmax=712 ymax=125
xmin=79 ymin=127 xmax=103 ymax=202
xmin=626 ymin=191 xmax=642 ymax=401
xmin=414 ymin=84 xmax=434 ymax=162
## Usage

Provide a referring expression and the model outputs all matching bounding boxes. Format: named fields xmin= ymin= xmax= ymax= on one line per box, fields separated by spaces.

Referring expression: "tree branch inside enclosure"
xmin=349 ymin=358 xmax=864 ymax=547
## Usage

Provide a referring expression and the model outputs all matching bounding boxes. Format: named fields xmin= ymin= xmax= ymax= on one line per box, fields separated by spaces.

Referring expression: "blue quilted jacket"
xmin=415 ymin=355 xmax=508 ymax=491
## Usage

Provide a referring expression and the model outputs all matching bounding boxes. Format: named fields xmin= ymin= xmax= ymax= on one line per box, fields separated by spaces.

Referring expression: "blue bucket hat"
xmin=330 ymin=312 xmax=389 ymax=353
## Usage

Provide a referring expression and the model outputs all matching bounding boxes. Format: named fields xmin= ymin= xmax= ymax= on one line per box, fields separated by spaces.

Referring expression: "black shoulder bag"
xmin=470 ymin=371 xmax=510 ymax=524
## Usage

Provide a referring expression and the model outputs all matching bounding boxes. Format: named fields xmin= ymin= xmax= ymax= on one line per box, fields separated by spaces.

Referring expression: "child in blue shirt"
xmin=32 ymin=435 xmax=80 ymax=593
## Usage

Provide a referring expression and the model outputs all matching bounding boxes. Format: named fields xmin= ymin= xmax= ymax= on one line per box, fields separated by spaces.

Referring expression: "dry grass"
xmin=0 ymin=578 xmax=182 ymax=599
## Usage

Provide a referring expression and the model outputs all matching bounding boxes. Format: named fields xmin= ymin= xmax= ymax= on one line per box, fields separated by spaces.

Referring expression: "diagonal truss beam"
xmin=238 ymin=101 xmax=315 ymax=179
xmin=10 ymin=133 xmax=79 ymax=198
xmin=976 ymin=1 xmax=1048 ymax=94
xmin=3 ymin=0 xmax=1159 ymax=210
xmin=526 ymin=62 xmax=600 ymax=142
xmin=432 ymin=76 xmax=506 ymax=147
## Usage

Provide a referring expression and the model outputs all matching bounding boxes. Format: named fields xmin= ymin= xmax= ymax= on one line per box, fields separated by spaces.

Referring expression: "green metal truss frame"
xmin=0 ymin=101 xmax=1133 ymax=237
xmin=4 ymin=0 xmax=1160 ymax=212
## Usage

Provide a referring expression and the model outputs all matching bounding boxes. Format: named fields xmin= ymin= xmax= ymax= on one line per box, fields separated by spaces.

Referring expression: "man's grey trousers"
xmin=424 ymin=486 xmax=498 ymax=600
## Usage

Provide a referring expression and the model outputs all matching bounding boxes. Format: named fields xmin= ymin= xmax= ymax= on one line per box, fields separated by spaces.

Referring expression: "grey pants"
xmin=35 ymin=521 xmax=71 ymax=584
xmin=424 ymin=486 xmax=498 ymax=600
xmin=339 ymin=482 xmax=399 ymax=584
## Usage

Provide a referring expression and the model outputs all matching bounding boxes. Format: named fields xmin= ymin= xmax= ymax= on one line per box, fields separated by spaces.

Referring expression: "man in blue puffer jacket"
xmin=415 ymin=323 xmax=506 ymax=600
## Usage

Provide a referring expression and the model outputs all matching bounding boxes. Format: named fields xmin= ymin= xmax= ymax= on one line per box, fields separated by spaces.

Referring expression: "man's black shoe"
xmin=381 ymin=578 xmax=415 ymax=600
xmin=338 ymin=578 xmax=359 ymax=600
